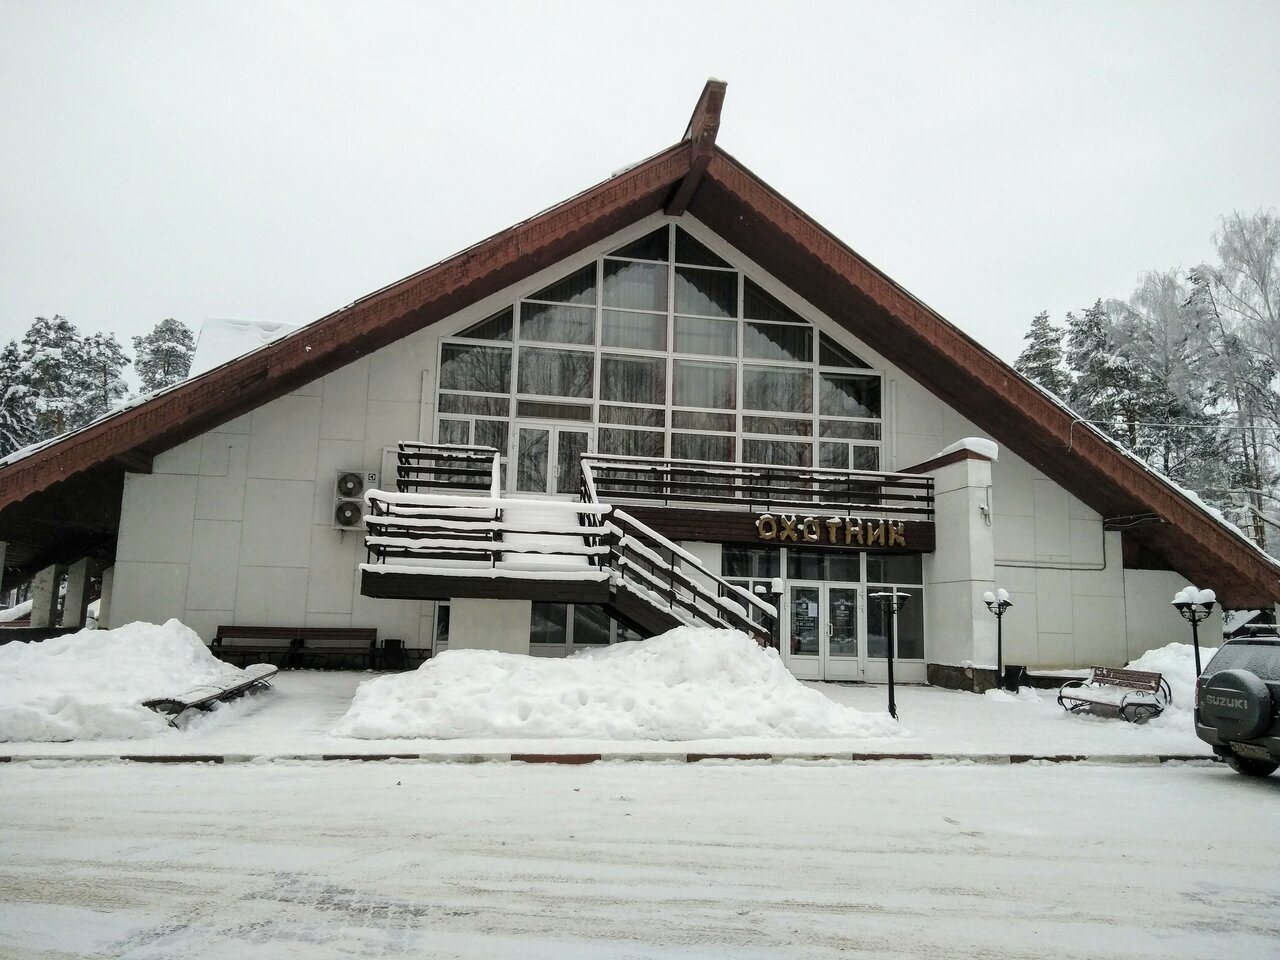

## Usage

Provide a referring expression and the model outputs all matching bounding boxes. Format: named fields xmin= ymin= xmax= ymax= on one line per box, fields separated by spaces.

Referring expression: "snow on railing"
xmin=579 ymin=453 xmax=933 ymax=520
xmin=363 ymin=486 xmax=774 ymax=645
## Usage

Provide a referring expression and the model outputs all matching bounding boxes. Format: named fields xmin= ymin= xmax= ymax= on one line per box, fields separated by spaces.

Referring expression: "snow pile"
xmin=188 ymin=317 xmax=299 ymax=377
xmin=936 ymin=437 xmax=999 ymax=461
xmin=1126 ymin=641 xmax=1215 ymax=716
xmin=335 ymin=628 xmax=901 ymax=740
xmin=0 ymin=598 xmax=33 ymax=623
xmin=0 ymin=620 xmax=246 ymax=741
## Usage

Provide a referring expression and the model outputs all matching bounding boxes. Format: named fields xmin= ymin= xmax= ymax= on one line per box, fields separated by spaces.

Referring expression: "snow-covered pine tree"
xmin=0 ymin=340 xmax=37 ymax=456
xmin=1108 ymin=271 xmax=1225 ymax=491
xmin=1014 ymin=310 xmax=1069 ymax=397
xmin=132 ymin=318 xmax=194 ymax=393
xmin=69 ymin=332 xmax=131 ymax=428
xmin=1063 ymin=299 xmax=1128 ymax=434
xmin=20 ymin=315 xmax=82 ymax=438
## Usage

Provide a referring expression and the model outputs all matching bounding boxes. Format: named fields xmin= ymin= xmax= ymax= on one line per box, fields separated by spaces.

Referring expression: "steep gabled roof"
xmin=2 ymin=80 xmax=1277 ymax=606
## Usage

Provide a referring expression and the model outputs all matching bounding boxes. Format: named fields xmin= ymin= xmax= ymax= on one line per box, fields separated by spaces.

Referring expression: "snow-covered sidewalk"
xmin=1 ymin=669 xmax=1211 ymax=760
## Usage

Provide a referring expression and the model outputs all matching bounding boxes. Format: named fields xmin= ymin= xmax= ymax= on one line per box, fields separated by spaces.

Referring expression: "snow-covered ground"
xmin=1 ymin=760 xmax=1276 ymax=959
xmin=2 ymin=667 xmax=1211 ymax=759
xmin=0 ymin=620 xmax=1212 ymax=757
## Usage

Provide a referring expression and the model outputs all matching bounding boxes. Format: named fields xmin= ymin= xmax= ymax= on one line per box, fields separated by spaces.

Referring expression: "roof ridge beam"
xmin=665 ymin=79 xmax=727 ymax=217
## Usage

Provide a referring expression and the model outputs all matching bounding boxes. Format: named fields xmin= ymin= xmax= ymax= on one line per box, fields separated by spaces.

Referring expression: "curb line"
xmin=0 ymin=752 xmax=1217 ymax=766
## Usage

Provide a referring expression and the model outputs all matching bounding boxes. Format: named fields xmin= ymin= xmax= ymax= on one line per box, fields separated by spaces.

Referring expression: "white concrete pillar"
xmin=62 ymin=557 xmax=92 ymax=629
xmin=98 ymin=565 xmax=115 ymax=630
xmin=448 ymin=598 xmax=532 ymax=655
xmin=924 ymin=455 xmax=998 ymax=671
xmin=30 ymin=564 xmax=62 ymax=628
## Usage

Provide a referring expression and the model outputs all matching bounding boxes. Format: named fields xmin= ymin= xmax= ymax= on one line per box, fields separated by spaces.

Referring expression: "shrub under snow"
xmin=334 ymin=627 xmax=900 ymax=740
xmin=0 ymin=619 xmax=243 ymax=741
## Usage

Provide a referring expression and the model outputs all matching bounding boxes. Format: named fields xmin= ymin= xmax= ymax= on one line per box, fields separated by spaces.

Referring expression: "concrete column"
xmin=448 ymin=598 xmax=532 ymax=655
xmin=98 ymin=565 xmax=115 ymax=630
xmin=61 ymin=557 xmax=93 ymax=629
xmin=923 ymin=455 xmax=998 ymax=673
xmin=29 ymin=564 xmax=62 ymax=628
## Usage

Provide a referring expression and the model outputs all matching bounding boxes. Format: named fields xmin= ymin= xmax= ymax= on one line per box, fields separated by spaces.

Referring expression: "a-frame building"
xmin=2 ymin=81 xmax=1276 ymax=684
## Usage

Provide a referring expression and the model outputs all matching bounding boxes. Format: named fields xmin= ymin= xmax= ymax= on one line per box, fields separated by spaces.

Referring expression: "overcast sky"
xmin=1 ymin=1 xmax=1276 ymax=362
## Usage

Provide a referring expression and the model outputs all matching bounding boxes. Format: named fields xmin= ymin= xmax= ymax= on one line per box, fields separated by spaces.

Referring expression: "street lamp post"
xmin=983 ymin=588 xmax=1013 ymax=690
xmin=1171 ymin=586 xmax=1217 ymax=676
xmin=870 ymin=589 xmax=908 ymax=720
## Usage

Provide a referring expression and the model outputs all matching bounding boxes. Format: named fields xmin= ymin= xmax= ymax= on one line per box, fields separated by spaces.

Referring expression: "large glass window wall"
xmin=436 ymin=224 xmax=883 ymax=486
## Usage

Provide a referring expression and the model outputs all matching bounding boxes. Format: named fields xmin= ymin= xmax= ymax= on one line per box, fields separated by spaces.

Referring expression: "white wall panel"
xmin=994 ymin=515 xmax=1035 ymax=563
xmin=108 ymin=561 xmax=189 ymax=629
xmin=1032 ymin=479 xmax=1070 ymax=562
xmin=152 ymin=437 xmax=202 ymax=476
xmin=219 ymin=413 xmax=252 ymax=435
xmin=115 ymin=474 xmax=197 ymax=564
xmin=198 ymin=434 xmax=233 ymax=477
xmin=350 ymin=591 xmax=422 ymax=642
xmin=186 ymin=520 xmax=241 ymax=611
xmin=304 ymin=611 xmax=355 ymax=629
xmin=306 ymin=528 xmax=358 ymax=614
xmin=990 ymin=456 xmax=1034 ymax=517
xmin=368 ymin=329 xmax=429 ymax=403
xmin=235 ymin=566 xmax=308 ymax=624
xmin=1035 ymin=632 xmax=1076 ymax=666
xmin=363 ymin=400 xmax=420 ymax=463
xmin=1033 ymin=568 xmax=1073 ymax=634
xmin=246 ymin=394 xmax=321 ymax=481
xmin=239 ymin=479 xmax=314 ymax=568
xmin=320 ymin=357 xmax=370 ymax=441
xmin=195 ymin=434 xmax=249 ymax=522
xmin=1071 ymin=595 xmax=1127 ymax=666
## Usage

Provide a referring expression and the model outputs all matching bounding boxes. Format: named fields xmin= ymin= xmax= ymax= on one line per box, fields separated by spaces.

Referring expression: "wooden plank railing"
xmin=363 ymin=488 xmax=774 ymax=645
xmin=580 ymin=453 xmax=933 ymax=520
xmin=395 ymin=442 xmax=501 ymax=495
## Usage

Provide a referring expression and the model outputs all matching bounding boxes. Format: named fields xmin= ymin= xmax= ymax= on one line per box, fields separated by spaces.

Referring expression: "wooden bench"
xmin=1057 ymin=666 xmax=1171 ymax=723
xmin=212 ymin=626 xmax=379 ymax=670
xmin=143 ymin=663 xmax=278 ymax=726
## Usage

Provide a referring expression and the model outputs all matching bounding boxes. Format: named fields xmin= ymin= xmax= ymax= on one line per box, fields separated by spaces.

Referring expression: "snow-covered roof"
xmin=189 ymin=318 xmax=300 ymax=378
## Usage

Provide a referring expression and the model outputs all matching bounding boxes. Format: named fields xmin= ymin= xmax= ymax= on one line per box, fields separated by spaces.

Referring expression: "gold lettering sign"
xmin=754 ymin=514 xmax=907 ymax=549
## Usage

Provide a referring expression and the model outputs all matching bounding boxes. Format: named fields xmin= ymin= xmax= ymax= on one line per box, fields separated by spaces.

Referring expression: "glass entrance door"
xmin=786 ymin=583 xmax=864 ymax=681
xmin=515 ymin=423 xmax=592 ymax=495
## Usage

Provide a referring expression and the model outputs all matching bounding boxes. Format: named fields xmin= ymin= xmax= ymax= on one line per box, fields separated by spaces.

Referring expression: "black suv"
xmin=1195 ymin=635 xmax=1280 ymax=777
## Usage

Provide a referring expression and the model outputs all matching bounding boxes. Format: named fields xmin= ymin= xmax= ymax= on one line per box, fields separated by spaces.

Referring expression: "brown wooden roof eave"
xmin=0 ymin=142 xmax=693 ymax=512
xmin=690 ymin=149 xmax=1280 ymax=605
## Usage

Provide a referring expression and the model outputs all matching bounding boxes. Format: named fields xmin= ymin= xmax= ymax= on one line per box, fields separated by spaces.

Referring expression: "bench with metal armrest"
xmin=1058 ymin=666 xmax=1171 ymax=723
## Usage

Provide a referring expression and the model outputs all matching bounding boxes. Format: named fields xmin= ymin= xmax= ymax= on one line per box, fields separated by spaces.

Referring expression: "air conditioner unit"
xmin=334 ymin=470 xmax=378 ymax=530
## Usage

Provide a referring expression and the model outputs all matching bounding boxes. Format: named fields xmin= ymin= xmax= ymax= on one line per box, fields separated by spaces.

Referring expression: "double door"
xmin=786 ymin=583 xmax=863 ymax=681
xmin=785 ymin=581 xmax=924 ymax=683
xmin=515 ymin=423 xmax=592 ymax=496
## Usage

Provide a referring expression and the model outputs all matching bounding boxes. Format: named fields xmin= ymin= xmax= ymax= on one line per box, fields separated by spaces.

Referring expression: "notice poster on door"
xmin=830 ymin=597 xmax=855 ymax=634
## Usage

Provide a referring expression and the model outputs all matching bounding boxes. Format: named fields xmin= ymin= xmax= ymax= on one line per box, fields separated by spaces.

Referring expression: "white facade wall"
xmin=110 ymin=326 xmax=444 ymax=648
xmin=107 ymin=213 xmax=1203 ymax=670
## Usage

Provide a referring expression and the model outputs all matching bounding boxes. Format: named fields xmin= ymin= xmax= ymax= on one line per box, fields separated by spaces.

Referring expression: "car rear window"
xmin=1205 ymin=640 xmax=1280 ymax=680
